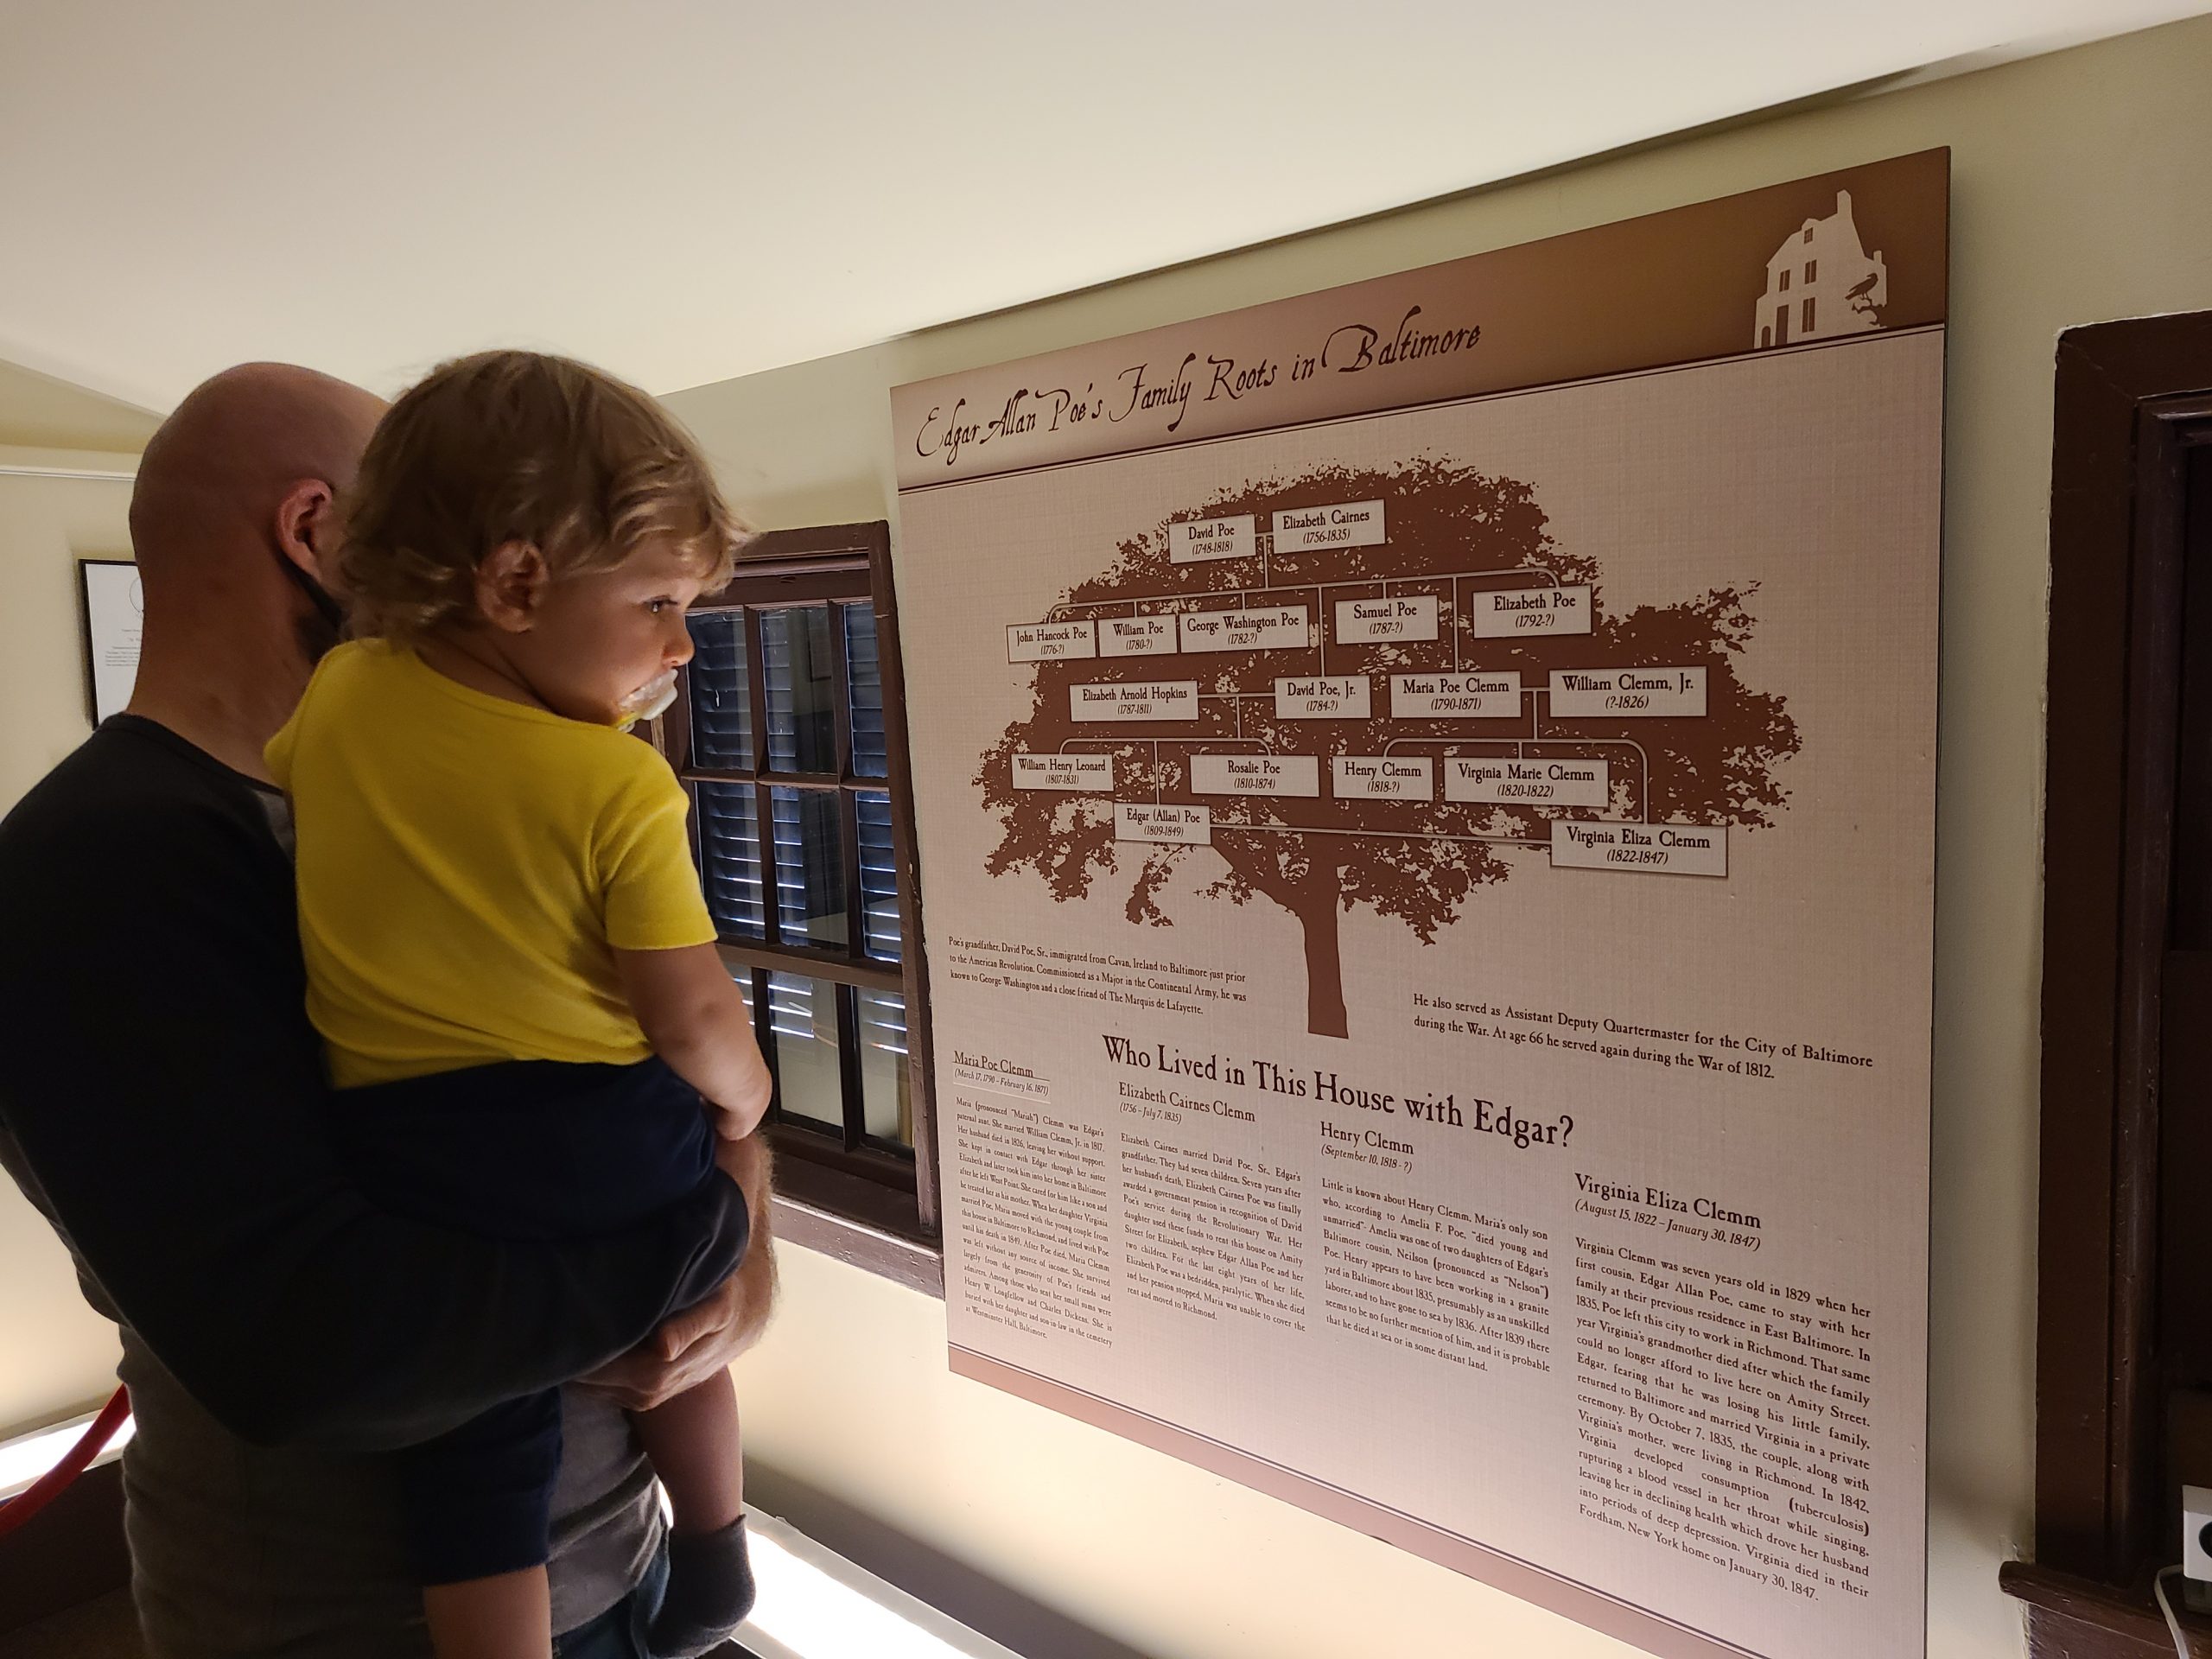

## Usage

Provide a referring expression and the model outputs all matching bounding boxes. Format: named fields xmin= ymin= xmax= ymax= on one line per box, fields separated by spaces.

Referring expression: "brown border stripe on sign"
xmin=893 ymin=149 xmax=1948 ymax=490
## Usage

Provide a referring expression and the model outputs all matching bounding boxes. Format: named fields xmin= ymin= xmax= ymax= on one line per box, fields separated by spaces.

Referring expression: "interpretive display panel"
xmin=78 ymin=558 xmax=143 ymax=724
xmin=891 ymin=152 xmax=1947 ymax=1659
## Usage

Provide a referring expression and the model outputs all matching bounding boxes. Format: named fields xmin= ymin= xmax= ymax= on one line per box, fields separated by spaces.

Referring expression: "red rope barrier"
xmin=0 ymin=1387 xmax=131 ymax=1541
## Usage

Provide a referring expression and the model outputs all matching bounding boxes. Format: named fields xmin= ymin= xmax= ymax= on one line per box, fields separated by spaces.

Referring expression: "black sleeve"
xmin=0 ymin=779 xmax=747 ymax=1453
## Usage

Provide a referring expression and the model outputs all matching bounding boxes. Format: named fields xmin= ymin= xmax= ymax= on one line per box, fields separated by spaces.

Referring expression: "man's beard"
xmin=294 ymin=603 xmax=344 ymax=669
xmin=271 ymin=549 xmax=347 ymax=670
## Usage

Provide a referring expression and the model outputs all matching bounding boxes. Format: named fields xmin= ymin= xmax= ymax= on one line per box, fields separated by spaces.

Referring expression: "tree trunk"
xmin=1300 ymin=896 xmax=1349 ymax=1039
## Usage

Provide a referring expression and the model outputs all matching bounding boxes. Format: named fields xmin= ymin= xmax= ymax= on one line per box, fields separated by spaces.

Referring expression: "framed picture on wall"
xmin=78 ymin=558 xmax=143 ymax=724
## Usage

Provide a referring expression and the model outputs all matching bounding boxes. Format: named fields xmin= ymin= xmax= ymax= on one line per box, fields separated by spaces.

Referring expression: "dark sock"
xmin=647 ymin=1515 xmax=755 ymax=1658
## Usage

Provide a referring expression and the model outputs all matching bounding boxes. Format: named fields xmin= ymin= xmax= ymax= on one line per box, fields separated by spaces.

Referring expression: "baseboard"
xmin=739 ymin=1464 xmax=1141 ymax=1659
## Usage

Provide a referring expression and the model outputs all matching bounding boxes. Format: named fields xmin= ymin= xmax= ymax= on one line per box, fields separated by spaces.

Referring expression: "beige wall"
xmin=0 ymin=448 xmax=136 ymax=1438
xmin=664 ymin=16 xmax=2212 ymax=1658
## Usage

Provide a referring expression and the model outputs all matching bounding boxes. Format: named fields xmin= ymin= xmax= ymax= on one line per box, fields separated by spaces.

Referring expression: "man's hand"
xmin=579 ymin=1268 xmax=757 ymax=1411
xmin=579 ymin=1135 xmax=776 ymax=1412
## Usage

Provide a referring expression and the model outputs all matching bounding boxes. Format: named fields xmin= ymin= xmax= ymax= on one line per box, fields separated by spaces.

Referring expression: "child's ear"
xmin=476 ymin=541 xmax=548 ymax=633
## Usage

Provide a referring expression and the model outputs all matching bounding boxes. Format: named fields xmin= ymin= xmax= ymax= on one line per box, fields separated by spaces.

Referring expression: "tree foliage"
xmin=976 ymin=457 xmax=1799 ymax=1035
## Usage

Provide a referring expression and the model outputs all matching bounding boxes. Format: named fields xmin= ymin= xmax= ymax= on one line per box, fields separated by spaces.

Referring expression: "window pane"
xmin=843 ymin=603 xmax=889 ymax=779
xmin=766 ymin=973 xmax=842 ymax=1132
xmin=696 ymin=783 xmax=766 ymax=939
xmin=761 ymin=607 xmax=837 ymax=773
xmin=769 ymin=786 xmax=847 ymax=950
xmin=857 ymin=987 xmax=912 ymax=1147
xmin=685 ymin=612 xmax=752 ymax=768
xmin=855 ymin=790 xmax=900 ymax=963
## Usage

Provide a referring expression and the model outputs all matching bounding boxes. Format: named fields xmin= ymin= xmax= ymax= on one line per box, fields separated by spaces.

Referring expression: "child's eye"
xmin=647 ymin=598 xmax=673 ymax=614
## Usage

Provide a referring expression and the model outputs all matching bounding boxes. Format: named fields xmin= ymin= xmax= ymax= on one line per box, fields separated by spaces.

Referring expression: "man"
xmin=0 ymin=363 xmax=766 ymax=1656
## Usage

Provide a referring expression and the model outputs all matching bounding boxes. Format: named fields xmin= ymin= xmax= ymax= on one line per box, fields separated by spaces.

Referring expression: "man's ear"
xmin=274 ymin=480 xmax=337 ymax=585
xmin=476 ymin=541 xmax=549 ymax=634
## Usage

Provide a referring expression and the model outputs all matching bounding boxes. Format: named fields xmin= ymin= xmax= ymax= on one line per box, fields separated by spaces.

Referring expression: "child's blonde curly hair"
xmin=337 ymin=350 xmax=747 ymax=643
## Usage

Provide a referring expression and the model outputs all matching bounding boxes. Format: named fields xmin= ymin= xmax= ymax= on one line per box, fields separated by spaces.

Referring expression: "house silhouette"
xmin=1754 ymin=189 xmax=1889 ymax=348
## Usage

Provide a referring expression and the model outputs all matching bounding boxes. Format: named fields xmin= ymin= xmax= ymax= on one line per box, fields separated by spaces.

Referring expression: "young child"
xmin=266 ymin=350 xmax=773 ymax=1659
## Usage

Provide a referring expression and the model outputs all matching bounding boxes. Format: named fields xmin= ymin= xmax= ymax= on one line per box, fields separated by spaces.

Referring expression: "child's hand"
xmin=711 ymin=1050 xmax=772 ymax=1140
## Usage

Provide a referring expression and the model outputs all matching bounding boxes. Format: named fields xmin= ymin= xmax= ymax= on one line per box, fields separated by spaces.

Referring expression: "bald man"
xmin=0 ymin=364 xmax=758 ymax=1657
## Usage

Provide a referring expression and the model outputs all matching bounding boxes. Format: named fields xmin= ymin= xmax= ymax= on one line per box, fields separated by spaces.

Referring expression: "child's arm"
xmin=615 ymin=944 xmax=772 ymax=1139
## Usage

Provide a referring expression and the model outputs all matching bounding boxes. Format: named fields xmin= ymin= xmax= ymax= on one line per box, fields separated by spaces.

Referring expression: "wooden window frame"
xmin=652 ymin=521 xmax=943 ymax=1295
xmin=1999 ymin=312 xmax=2212 ymax=1656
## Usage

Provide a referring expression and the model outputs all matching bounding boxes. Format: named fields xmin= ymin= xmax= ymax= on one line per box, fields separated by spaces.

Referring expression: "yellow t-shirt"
xmin=265 ymin=640 xmax=717 ymax=1088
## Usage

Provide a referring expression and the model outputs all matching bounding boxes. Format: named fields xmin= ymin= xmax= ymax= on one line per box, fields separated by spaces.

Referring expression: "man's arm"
xmin=0 ymin=795 xmax=746 ymax=1453
xmin=583 ymin=1132 xmax=776 ymax=1411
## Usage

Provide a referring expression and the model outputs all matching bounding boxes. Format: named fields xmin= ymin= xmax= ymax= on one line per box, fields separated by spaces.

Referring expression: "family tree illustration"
xmin=976 ymin=458 xmax=1801 ymax=1039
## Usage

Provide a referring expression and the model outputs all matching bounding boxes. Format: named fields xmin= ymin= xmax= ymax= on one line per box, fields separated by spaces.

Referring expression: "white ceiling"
xmin=2 ymin=0 xmax=2202 ymax=413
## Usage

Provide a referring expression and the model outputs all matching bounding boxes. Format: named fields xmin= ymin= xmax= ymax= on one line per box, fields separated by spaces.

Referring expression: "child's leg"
xmin=393 ymin=1391 xmax=563 ymax=1659
xmin=423 ymin=1569 xmax=552 ymax=1659
xmin=632 ymin=1368 xmax=744 ymax=1533
xmin=633 ymin=1370 xmax=753 ymax=1656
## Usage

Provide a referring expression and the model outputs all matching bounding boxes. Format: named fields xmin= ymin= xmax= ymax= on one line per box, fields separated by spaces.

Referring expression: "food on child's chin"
xmin=615 ymin=669 xmax=679 ymax=730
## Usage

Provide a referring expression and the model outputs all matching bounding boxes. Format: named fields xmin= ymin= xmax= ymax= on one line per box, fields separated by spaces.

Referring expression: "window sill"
xmin=2000 ymin=1561 xmax=2210 ymax=1657
xmin=768 ymin=1155 xmax=944 ymax=1299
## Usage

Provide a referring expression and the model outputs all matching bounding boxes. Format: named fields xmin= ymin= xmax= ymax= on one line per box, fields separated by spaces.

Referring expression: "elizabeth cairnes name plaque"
xmin=892 ymin=151 xmax=1947 ymax=1659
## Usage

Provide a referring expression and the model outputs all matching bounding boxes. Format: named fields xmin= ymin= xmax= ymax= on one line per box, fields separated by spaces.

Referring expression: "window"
xmin=1778 ymin=268 xmax=1790 ymax=292
xmin=1802 ymin=297 xmax=1815 ymax=334
xmin=1804 ymin=259 xmax=1818 ymax=284
xmin=652 ymin=522 xmax=941 ymax=1290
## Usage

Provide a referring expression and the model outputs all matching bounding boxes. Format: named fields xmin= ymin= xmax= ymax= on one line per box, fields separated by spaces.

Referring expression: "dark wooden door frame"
xmin=2001 ymin=310 xmax=2212 ymax=1655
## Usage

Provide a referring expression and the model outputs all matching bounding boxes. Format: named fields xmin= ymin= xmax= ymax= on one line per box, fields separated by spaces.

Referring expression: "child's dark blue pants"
xmin=335 ymin=1057 xmax=730 ymax=1586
